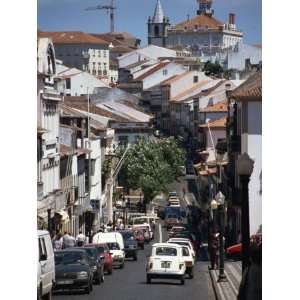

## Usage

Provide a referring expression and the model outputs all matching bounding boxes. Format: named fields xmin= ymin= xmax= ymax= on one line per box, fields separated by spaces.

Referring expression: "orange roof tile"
xmin=38 ymin=31 xmax=109 ymax=45
xmin=199 ymin=101 xmax=228 ymax=112
xmin=134 ymin=61 xmax=170 ymax=81
xmin=229 ymin=70 xmax=262 ymax=101
xmin=172 ymin=14 xmax=223 ymax=31
xmin=199 ymin=116 xmax=227 ymax=128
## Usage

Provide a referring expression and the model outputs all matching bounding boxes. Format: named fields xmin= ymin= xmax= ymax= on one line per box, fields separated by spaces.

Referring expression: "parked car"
xmin=93 ymin=232 xmax=125 ymax=269
xmin=80 ymin=246 xmax=105 ymax=284
xmin=54 ymin=249 xmax=93 ymax=294
xmin=146 ymin=243 xmax=186 ymax=285
xmin=133 ymin=229 xmax=145 ymax=250
xmin=120 ymin=230 xmax=138 ymax=261
xmin=226 ymin=243 xmax=242 ymax=260
xmin=132 ymin=224 xmax=153 ymax=242
xmin=181 ymin=246 xmax=195 ymax=278
xmin=85 ymin=243 xmax=113 ymax=275
xmin=37 ymin=230 xmax=55 ymax=300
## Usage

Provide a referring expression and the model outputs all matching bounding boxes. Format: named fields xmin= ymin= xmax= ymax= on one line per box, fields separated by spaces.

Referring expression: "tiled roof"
xmin=172 ymin=14 xmax=223 ymax=31
xmin=229 ymin=70 xmax=262 ymax=101
xmin=199 ymin=116 xmax=227 ymax=128
xmin=134 ymin=61 xmax=170 ymax=81
xmin=123 ymin=60 xmax=150 ymax=70
xmin=64 ymin=97 xmax=129 ymax=122
xmin=199 ymin=101 xmax=228 ymax=112
xmin=161 ymin=71 xmax=194 ymax=86
xmin=170 ymin=80 xmax=212 ymax=102
xmin=38 ymin=31 xmax=109 ymax=45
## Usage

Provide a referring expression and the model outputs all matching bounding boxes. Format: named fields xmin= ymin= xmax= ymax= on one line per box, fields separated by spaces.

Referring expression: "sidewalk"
xmin=209 ymin=260 xmax=242 ymax=300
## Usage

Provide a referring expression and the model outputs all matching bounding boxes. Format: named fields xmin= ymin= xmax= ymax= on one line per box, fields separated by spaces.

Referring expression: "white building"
xmin=228 ymin=70 xmax=262 ymax=235
xmin=38 ymin=31 xmax=111 ymax=80
xmin=37 ymin=37 xmax=64 ymax=227
xmin=117 ymin=44 xmax=177 ymax=69
xmin=148 ymin=0 xmax=243 ymax=58
xmin=55 ymin=63 xmax=109 ymax=96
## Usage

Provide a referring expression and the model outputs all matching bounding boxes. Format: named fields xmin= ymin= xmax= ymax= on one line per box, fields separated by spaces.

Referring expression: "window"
xmin=182 ymin=247 xmax=190 ymax=256
xmin=162 ymin=69 xmax=168 ymax=76
xmin=98 ymin=63 xmax=101 ymax=71
xmin=193 ymin=76 xmax=198 ymax=83
xmin=104 ymin=50 xmax=107 ymax=58
xmin=155 ymin=247 xmax=177 ymax=256
xmin=98 ymin=50 xmax=101 ymax=57
xmin=65 ymin=78 xmax=71 ymax=89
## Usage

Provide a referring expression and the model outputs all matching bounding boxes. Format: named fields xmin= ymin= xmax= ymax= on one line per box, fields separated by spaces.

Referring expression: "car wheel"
xmin=141 ymin=244 xmax=144 ymax=250
xmin=120 ymin=262 xmax=124 ymax=269
xmin=133 ymin=254 xmax=138 ymax=261
xmin=180 ymin=277 xmax=185 ymax=285
xmin=85 ymin=282 xmax=91 ymax=294
xmin=147 ymin=275 xmax=151 ymax=284
xmin=37 ymin=285 xmax=42 ymax=300
xmin=96 ymin=273 xmax=101 ymax=285
xmin=107 ymin=267 xmax=113 ymax=275
xmin=101 ymin=272 xmax=105 ymax=283
xmin=189 ymin=269 xmax=194 ymax=279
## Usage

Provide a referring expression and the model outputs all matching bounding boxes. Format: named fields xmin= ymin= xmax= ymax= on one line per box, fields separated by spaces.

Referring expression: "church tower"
xmin=148 ymin=0 xmax=169 ymax=47
xmin=197 ymin=0 xmax=214 ymax=16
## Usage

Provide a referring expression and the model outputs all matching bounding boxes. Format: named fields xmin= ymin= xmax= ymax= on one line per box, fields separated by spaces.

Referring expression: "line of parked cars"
xmin=38 ymin=214 xmax=158 ymax=298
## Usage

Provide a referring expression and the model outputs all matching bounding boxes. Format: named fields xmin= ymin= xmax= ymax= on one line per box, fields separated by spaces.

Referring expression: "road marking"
xmin=159 ymin=223 xmax=162 ymax=243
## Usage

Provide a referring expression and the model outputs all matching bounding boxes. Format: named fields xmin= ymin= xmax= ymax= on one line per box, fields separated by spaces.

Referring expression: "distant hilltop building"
xmin=148 ymin=0 xmax=243 ymax=57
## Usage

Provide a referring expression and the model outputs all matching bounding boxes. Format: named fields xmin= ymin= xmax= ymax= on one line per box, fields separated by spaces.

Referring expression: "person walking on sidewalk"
xmin=76 ymin=231 xmax=86 ymax=247
xmin=209 ymin=232 xmax=219 ymax=270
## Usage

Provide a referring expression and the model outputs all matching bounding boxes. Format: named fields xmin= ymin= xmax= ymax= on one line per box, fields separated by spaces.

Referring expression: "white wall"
xmin=241 ymin=101 xmax=262 ymax=234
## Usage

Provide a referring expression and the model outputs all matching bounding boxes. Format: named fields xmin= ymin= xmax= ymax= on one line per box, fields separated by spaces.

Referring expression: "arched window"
xmin=154 ymin=25 xmax=160 ymax=37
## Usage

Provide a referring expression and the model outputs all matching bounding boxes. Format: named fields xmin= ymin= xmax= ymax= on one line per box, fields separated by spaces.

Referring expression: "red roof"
xmin=38 ymin=31 xmax=109 ymax=45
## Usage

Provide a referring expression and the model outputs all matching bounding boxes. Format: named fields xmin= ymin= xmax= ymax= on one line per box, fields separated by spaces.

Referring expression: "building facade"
xmin=148 ymin=0 xmax=243 ymax=58
xmin=37 ymin=37 xmax=64 ymax=229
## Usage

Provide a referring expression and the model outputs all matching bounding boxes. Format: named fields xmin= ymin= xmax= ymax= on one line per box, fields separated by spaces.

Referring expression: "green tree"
xmin=120 ymin=138 xmax=185 ymax=203
xmin=203 ymin=61 xmax=224 ymax=77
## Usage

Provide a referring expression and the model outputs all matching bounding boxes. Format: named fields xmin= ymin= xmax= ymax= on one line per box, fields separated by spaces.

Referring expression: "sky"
xmin=37 ymin=0 xmax=262 ymax=45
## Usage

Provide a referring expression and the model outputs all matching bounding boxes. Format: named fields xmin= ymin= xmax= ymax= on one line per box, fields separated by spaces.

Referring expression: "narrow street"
xmin=53 ymin=175 xmax=215 ymax=300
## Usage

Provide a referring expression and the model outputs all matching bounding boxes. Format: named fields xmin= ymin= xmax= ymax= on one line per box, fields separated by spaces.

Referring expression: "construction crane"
xmin=85 ymin=0 xmax=116 ymax=33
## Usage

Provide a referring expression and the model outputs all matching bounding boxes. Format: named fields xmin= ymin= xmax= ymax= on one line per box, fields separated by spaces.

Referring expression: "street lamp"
xmin=215 ymin=191 xmax=227 ymax=282
xmin=237 ymin=153 xmax=254 ymax=272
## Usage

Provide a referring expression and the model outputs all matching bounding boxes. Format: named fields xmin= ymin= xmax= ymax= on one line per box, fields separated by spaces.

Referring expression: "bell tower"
xmin=197 ymin=0 xmax=214 ymax=16
xmin=148 ymin=0 xmax=169 ymax=47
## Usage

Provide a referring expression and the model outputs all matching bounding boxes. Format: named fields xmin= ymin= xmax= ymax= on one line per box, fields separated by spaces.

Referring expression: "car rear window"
xmin=155 ymin=247 xmax=177 ymax=256
xmin=107 ymin=242 xmax=120 ymax=250
xmin=55 ymin=252 xmax=85 ymax=265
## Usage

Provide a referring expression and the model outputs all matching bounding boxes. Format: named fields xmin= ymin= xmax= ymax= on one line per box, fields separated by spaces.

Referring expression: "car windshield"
xmin=121 ymin=232 xmax=134 ymax=240
xmin=155 ymin=247 xmax=177 ymax=256
xmin=107 ymin=242 xmax=120 ymax=250
xmin=133 ymin=218 xmax=147 ymax=224
xmin=55 ymin=252 xmax=85 ymax=265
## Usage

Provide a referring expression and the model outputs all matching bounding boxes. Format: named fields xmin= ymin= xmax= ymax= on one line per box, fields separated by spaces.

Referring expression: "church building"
xmin=148 ymin=0 xmax=243 ymax=58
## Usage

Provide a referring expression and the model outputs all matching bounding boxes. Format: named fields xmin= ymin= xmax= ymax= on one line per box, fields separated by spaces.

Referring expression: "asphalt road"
xmin=53 ymin=224 xmax=214 ymax=300
xmin=53 ymin=175 xmax=215 ymax=300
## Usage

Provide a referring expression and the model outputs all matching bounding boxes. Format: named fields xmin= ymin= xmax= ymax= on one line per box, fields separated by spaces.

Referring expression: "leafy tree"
xmin=120 ymin=138 xmax=185 ymax=203
xmin=203 ymin=61 xmax=224 ymax=77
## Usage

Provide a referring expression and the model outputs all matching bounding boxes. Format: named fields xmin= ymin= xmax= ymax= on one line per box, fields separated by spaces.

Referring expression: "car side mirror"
xmin=40 ymin=254 xmax=47 ymax=261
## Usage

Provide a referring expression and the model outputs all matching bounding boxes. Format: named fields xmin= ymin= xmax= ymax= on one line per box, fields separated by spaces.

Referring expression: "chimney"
xmin=229 ymin=13 xmax=235 ymax=25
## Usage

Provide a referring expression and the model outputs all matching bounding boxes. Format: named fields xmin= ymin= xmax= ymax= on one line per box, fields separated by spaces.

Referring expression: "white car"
xmin=180 ymin=246 xmax=195 ymax=278
xmin=38 ymin=230 xmax=55 ymax=300
xmin=167 ymin=238 xmax=196 ymax=259
xmin=146 ymin=243 xmax=186 ymax=285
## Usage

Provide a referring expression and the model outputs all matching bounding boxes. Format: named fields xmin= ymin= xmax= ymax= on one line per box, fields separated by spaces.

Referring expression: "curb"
xmin=209 ymin=268 xmax=221 ymax=300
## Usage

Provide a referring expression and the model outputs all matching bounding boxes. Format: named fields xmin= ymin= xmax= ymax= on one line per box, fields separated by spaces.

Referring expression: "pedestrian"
xmin=76 ymin=231 xmax=86 ymax=247
xmin=62 ymin=232 xmax=76 ymax=249
xmin=119 ymin=221 xmax=125 ymax=230
xmin=237 ymin=241 xmax=262 ymax=300
xmin=209 ymin=232 xmax=219 ymax=270
xmin=52 ymin=231 xmax=63 ymax=251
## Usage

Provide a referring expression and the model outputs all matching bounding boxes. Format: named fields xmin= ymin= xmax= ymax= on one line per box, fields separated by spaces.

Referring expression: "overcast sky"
xmin=37 ymin=0 xmax=262 ymax=45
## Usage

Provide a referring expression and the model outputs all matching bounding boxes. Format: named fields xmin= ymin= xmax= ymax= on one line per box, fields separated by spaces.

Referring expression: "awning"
xmin=55 ymin=211 xmax=70 ymax=223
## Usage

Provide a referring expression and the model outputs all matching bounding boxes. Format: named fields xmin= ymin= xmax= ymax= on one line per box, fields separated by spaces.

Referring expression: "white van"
xmin=93 ymin=232 xmax=125 ymax=268
xmin=37 ymin=230 xmax=55 ymax=300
